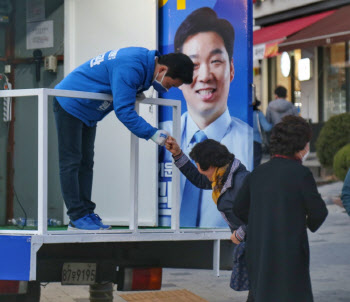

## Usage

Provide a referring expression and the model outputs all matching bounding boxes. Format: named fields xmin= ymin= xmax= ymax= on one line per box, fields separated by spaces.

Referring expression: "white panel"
xmin=65 ymin=0 xmax=158 ymax=70
xmin=64 ymin=0 xmax=158 ymax=226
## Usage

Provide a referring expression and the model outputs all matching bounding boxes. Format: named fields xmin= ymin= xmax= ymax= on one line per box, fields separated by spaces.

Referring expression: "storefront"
xmin=254 ymin=4 xmax=350 ymax=123
xmin=253 ymin=10 xmax=334 ymax=117
xmin=279 ymin=5 xmax=350 ymax=123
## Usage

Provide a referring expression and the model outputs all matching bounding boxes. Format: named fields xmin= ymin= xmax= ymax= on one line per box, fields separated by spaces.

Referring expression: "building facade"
xmin=253 ymin=0 xmax=350 ymax=146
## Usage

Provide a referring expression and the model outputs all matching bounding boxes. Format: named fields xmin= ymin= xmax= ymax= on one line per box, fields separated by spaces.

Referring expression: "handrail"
xmin=0 ymin=89 xmax=181 ymax=235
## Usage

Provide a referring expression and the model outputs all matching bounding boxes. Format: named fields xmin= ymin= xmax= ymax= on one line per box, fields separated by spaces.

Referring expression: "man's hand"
xmin=231 ymin=231 xmax=241 ymax=245
xmin=165 ymin=136 xmax=182 ymax=157
xmin=151 ymin=130 xmax=170 ymax=146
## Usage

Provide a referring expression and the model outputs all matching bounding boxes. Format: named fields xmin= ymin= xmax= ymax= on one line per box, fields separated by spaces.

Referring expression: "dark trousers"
xmin=253 ymin=141 xmax=262 ymax=169
xmin=53 ymin=98 xmax=97 ymax=221
xmin=247 ymin=290 xmax=254 ymax=302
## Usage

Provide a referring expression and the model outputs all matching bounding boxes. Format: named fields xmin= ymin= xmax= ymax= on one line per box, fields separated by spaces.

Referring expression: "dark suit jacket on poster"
xmin=233 ymin=157 xmax=328 ymax=302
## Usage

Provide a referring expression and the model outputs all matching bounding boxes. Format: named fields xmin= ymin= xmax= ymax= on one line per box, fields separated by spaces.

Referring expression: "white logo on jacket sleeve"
xmin=90 ymin=53 xmax=105 ymax=68
xmin=97 ymin=100 xmax=112 ymax=111
xmin=108 ymin=50 xmax=119 ymax=60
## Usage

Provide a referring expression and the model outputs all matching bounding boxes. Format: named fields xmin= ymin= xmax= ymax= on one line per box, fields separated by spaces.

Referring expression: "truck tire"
xmin=90 ymin=283 xmax=114 ymax=302
xmin=0 ymin=281 xmax=41 ymax=302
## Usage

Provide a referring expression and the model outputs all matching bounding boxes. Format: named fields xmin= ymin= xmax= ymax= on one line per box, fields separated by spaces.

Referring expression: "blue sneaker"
xmin=89 ymin=213 xmax=112 ymax=230
xmin=68 ymin=214 xmax=103 ymax=231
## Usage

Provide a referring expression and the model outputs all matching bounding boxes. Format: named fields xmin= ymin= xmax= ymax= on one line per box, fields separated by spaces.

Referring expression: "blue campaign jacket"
xmin=55 ymin=47 xmax=158 ymax=139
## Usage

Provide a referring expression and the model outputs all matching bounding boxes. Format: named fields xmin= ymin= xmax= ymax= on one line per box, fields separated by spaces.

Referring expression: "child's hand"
xmin=231 ymin=230 xmax=241 ymax=245
xmin=165 ymin=136 xmax=182 ymax=156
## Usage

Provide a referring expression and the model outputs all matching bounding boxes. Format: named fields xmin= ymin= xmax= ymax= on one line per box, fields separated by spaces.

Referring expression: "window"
xmin=268 ymin=50 xmax=301 ymax=109
xmin=322 ymin=42 xmax=347 ymax=121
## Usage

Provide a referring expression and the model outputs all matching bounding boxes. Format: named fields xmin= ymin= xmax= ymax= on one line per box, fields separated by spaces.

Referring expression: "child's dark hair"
xmin=189 ymin=139 xmax=235 ymax=171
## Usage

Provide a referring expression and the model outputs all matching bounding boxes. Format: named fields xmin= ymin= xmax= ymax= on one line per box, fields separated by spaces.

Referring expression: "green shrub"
xmin=333 ymin=144 xmax=350 ymax=181
xmin=316 ymin=113 xmax=350 ymax=167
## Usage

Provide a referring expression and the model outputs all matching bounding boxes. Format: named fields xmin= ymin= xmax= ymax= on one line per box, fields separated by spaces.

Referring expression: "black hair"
xmin=189 ymin=139 xmax=235 ymax=171
xmin=174 ymin=7 xmax=235 ymax=59
xmin=269 ymin=115 xmax=312 ymax=157
xmin=158 ymin=53 xmax=194 ymax=84
xmin=252 ymin=99 xmax=261 ymax=111
xmin=274 ymin=86 xmax=287 ymax=98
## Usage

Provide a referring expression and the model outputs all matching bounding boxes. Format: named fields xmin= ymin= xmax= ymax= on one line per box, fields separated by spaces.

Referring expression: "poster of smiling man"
xmin=158 ymin=0 xmax=253 ymax=228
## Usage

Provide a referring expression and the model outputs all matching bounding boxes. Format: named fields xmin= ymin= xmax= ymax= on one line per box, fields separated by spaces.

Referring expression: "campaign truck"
xmin=0 ymin=88 xmax=240 ymax=301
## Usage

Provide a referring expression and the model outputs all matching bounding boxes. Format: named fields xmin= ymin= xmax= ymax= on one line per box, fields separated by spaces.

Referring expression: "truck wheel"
xmin=90 ymin=282 xmax=114 ymax=302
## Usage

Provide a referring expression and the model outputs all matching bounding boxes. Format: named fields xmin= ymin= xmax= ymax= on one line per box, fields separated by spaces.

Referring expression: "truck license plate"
xmin=61 ymin=263 xmax=96 ymax=285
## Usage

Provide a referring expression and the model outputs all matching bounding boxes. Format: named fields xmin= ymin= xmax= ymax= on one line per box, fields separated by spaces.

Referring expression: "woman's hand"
xmin=231 ymin=230 xmax=241 ymax=245
xmin=165 ymin=136 xmax=182 ymax=157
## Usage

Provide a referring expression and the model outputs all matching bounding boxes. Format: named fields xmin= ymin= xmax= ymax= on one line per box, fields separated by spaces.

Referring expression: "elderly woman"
xmin=233 ymin=115 xmax=328 ymax=302
xmin=166 ymin=137 xmax=254 ymax=301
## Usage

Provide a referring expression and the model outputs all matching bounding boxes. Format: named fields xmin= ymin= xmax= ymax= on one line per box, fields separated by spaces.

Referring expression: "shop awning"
xmin=253 ymin=10 xmax=335 ymax=60
xmin=279 ymin=5 xmax=350 ymax=52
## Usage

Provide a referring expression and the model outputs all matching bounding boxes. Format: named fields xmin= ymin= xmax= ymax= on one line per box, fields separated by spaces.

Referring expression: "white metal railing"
xmin=0 ymin=88 xmax=181 ymax=235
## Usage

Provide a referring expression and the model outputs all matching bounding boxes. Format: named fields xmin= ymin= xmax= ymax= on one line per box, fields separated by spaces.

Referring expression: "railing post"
xmin=37 ymin=89 xmax=48 ymax=235
xmin=171 ymin=102 xmax=181 ymax=231
xmin=213 ymin=239 xmax=220 ymax=277
xmin=129 ymin=101 xmax=140 ymax=231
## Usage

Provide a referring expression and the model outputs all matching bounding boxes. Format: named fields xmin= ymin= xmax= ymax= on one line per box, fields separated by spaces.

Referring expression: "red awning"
xmin=253 ymin=10 xmax=335 ymax=59
xmin=279 ymin=5 xmax=350 ymax=52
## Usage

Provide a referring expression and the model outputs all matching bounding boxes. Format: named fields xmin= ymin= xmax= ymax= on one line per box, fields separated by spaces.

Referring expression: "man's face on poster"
xmin=179 ymin=31 xmax=234 ymax=121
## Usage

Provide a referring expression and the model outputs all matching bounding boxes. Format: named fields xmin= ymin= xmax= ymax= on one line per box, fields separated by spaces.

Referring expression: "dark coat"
xmin=233 ymin=157 xmax=328 ymax=302
xmin=175 ymin=154 xmax=250 ymax=231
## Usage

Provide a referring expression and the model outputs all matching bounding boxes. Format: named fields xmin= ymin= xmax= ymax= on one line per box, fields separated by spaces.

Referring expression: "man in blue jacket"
xmin=54 ymin=47 xmax=194 ymax=230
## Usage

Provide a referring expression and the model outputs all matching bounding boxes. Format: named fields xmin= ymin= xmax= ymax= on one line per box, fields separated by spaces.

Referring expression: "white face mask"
xmin=152 ymin=71 xmax=168 ymax=93
xmin=300 ymin=150 xmax=310 ymax=163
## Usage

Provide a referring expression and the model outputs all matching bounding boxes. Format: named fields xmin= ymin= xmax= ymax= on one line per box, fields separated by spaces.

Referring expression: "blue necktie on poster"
xmin=180 ymin=130 xmax=208 ymax=227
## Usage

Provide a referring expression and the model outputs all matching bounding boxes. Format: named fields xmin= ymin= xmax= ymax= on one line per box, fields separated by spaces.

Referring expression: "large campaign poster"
xmin=158 ymin=0 xmax=253 ymax=227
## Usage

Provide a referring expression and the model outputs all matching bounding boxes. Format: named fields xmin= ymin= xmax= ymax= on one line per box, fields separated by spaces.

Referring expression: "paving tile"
xmin=119 ymin=289 xmax=208 ymax=302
